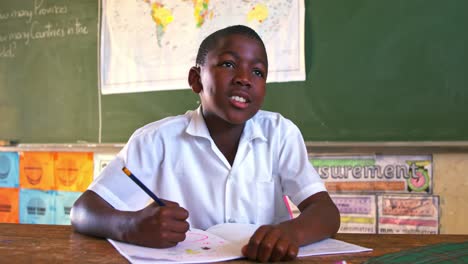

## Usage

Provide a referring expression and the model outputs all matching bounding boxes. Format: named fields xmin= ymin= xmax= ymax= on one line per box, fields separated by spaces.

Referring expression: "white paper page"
xmin=108 ymin=228 xmax=242 ymax=264
xmin=207 ymin=223 xmax=372 ymax=257
xmin=109 ymin=224 xmax=372 ymax=263
xmin=206 ymin=223 xmax=259 ymax=245
xmin=298 ymin=238 xmax=372 ymax=257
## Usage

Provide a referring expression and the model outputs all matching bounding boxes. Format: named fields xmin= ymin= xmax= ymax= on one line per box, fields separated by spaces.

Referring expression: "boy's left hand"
xmin=241 ymin=224 xmax=299 ymax=262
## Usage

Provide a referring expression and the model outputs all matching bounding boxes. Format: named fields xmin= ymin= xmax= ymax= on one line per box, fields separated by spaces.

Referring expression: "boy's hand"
xmin=124 ymin=199 xmax=190 ymax=248
xmin=241 ymin=224 xmax=299 ymax=262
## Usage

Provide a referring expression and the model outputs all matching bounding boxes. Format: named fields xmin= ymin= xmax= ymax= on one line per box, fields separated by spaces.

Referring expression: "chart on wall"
xmin=100 ymin=0 xmax=305 ymax=94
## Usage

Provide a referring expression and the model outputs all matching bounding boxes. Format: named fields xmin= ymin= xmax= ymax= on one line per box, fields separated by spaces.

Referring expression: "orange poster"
xmin=19 ymin=152 xmax=55 ymax=190
xmin=0 ymin=187 xmax=19 ymax=223
xmin=54 ymin=152 xmax=94 ymax=192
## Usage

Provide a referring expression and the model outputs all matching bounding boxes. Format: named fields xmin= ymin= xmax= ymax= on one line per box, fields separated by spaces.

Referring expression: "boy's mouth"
xmin=230 ymin=95 xmax=249 ymax=109
xmin=231 ymin=95 xmax=247 ymax=103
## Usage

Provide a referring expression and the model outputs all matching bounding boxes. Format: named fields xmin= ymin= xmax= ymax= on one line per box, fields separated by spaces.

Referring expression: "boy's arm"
xmin=242 ymin=191 xmax=340 ymax=262
xmin=290 ymin=191 xmax=340 ymax=244
xmin=71 ymin=190 xmax=190 ymax=248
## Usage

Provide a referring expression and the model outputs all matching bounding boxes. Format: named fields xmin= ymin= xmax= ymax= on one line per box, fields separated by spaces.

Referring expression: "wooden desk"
xmin=0 ymin=223 xmax=466 ymax=263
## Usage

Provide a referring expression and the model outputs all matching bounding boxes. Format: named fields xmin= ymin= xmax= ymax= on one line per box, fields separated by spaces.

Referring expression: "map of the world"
xmin=101 ymin=0 xmax=305 ymax=94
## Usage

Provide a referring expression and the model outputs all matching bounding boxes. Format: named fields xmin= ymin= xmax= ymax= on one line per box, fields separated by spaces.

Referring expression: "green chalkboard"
xmin=1 ymin=0 xmax=468 ymax=143
xmin=0 ymin=0 xmax=98 ymax=143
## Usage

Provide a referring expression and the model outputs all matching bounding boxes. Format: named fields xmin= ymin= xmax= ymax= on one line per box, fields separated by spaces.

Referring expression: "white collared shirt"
xmin=89 ymin=107 xmax=326 ymax=230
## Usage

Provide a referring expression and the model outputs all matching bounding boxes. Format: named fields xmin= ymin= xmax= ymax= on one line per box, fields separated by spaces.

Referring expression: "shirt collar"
xmin=185 ymin=106 xmax=211 ymax=139
xmin=186 ymin=106 xmax=267 ymax=143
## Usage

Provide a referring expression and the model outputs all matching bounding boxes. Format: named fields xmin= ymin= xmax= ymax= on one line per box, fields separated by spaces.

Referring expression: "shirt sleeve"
xmin=88 ymin=127 xmax=160 ymax=211
xmin=277 ymin=121 xmax=327 ymax=207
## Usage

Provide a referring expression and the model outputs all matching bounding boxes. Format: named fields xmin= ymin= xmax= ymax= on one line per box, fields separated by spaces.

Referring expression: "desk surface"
xmin=0 ymin=223 xmax=467 ymax=263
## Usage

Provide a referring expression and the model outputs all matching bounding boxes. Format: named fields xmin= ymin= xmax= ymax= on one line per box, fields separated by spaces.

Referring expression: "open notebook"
xmin=108 ymin=223 xmax=371 ymax=263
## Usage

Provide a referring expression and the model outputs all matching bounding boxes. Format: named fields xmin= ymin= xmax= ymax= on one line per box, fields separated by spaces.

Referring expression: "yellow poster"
xmin=54 ymin=152 xmax=93 ymax=192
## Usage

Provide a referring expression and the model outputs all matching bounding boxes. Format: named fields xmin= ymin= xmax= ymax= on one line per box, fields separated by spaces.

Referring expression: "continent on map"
xmin=193 ymin=0 xmax=213 ymax=27
xmin=247 ymin=4 xmax=268 ymax=23
xmin=144 ymin=0 xmax=174 ymax=47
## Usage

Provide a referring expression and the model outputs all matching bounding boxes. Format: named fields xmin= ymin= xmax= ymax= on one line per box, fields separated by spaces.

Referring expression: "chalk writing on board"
xmin=0 ymin=0 xmax=90 ymax=58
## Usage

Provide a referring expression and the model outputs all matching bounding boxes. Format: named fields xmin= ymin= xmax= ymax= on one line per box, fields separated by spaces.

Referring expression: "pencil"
xmin=122 ymin=167 xmax=166 ymax=206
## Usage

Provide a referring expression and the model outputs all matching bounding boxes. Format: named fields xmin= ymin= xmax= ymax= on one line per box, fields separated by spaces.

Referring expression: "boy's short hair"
xmin=195 ymin=25 xmax=267 ymax=67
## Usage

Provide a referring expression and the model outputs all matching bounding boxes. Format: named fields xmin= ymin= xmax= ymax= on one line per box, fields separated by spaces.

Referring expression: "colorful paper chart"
xmin=0 ymin=187 xmax=19 ymax=223
xmin=55 ymin=191 xmax=82 ymax=225
xmin=331 ymin=194 xmax=377 ymax=234
xmin=0 ymin=152 xmax=19 ymax=188
xmin=377 ymin=194 xmax=439 ymax=234
xmin=19 ymin=152 xmax=55 ymax=190
xmin=311 ymin=155 xmax=433 ymax=193
xmin=54 ymin=152 xmax=93 ymax=192
xmin=19 ymin=189 xmax=55 ymax=224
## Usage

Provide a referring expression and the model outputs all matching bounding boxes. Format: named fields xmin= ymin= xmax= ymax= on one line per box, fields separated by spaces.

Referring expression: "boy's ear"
xmin=188 ymin=66 xmax=202 ymax=93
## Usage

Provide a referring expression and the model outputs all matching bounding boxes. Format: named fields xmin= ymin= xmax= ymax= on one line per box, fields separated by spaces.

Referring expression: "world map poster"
xmin=100 ymin=0 xmax=305 ymax=94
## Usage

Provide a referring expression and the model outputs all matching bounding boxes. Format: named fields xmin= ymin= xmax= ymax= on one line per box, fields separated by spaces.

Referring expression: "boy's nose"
xmin=233 ymin=68 xmax=252 ymax=88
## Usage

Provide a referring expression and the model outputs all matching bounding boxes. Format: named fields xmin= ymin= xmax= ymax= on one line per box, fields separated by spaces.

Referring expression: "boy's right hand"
xmin=123 ymin=199 xmax=190 ymax=248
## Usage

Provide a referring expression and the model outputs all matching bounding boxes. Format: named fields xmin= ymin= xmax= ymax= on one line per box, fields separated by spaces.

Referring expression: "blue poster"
xmin=19 ymin=189 xmax=55 ymax=224
xmin=0 ymin=152 xmax=19 ymax=188
xmin=55 ymin=191 xmax=82 ymax=225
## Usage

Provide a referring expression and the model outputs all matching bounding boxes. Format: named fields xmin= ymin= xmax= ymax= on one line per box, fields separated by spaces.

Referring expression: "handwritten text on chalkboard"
xmin=0 ymin=0 xmax=90 ymax=58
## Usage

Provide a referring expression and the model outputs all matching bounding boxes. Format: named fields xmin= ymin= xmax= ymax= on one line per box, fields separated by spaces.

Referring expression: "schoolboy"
xmin=71 ymin=25 xmax=340 ymax=262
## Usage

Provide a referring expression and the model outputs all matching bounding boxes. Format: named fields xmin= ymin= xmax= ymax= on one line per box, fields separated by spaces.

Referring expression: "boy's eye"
xmin=220 ymin=61 xmax=234 ymax=68
xmin=253 ymin=69 xmax=264 ymax=78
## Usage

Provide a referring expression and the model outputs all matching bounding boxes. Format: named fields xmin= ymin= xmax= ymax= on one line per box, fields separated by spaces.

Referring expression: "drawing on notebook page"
xmin=108 ymin=223 xmax=372 ymax=263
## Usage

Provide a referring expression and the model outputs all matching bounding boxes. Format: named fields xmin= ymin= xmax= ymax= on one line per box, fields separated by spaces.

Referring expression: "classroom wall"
xmin=433 ymin=153 xmax=468 ymax=234
xmin=1 ymin=146 xmax=467 ymax=234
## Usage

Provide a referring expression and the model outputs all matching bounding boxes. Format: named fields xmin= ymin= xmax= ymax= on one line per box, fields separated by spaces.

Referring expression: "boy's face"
xmin=190 ymin=34 xmax=268 ymax=125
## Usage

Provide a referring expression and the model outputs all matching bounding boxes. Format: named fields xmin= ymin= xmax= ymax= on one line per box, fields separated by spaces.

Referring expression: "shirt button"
xmin=228 ymin=218 xmax=236 ymax=223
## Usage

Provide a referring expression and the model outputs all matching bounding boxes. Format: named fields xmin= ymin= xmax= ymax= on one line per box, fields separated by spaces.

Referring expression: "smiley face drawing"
xmin=24 ymin=158 xmax=43 ymax=185
xmin=56 ymin=159 xmax=78 ymax=187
